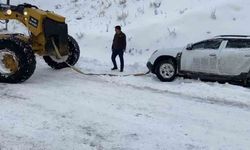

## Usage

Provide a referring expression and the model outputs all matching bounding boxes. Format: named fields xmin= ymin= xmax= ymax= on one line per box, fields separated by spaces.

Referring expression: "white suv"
xmin=147 ymin=35 xmax=250 ymax=85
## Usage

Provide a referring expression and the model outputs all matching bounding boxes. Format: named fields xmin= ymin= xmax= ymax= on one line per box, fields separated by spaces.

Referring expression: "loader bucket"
xmin=43 ymin=17 xmax=69 ymax=57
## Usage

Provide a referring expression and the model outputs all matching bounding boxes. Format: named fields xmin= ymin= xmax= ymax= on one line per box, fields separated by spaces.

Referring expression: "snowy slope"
xmin=0 ymin=0 xmax=250 ymax=149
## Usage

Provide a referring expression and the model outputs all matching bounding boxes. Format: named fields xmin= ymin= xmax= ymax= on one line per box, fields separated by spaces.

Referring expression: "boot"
xmin=111 ymin=67 xmax=118 ymax=70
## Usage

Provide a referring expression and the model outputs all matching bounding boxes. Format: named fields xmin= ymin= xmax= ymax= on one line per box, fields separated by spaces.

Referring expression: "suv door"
xmin=181 ymin=39 xmax=223 ymax=74
xmin=219 ymin=39 xmax=250 ymax=76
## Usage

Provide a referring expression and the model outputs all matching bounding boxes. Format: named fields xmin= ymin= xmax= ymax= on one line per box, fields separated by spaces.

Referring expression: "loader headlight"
xmin=6 ymin=9 xmax=12 ymax=15
xmin=24 ymin=11 xmax=28 ymax=16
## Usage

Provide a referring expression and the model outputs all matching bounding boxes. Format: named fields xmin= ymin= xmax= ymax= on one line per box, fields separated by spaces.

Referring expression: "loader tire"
xmin=0 ymin=38 xmax=36 ymax=83
xmin=43 ymin=35 xmax=80 ymax=69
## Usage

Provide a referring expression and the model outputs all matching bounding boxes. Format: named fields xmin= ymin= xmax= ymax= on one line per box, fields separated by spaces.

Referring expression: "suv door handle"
xmin=245 ymin=55 xmax=250 ymax=57
xmin=209 ymin=54 xmax=216 ymax=57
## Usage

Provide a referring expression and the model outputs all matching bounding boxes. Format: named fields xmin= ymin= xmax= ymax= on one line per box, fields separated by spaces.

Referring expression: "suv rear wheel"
xmin=155 ymin=59 xmax=177 ymax=82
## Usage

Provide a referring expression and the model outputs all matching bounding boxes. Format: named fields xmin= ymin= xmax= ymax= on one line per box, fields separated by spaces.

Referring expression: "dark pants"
xmin=111 ymin=49 xmax=124 ymax=71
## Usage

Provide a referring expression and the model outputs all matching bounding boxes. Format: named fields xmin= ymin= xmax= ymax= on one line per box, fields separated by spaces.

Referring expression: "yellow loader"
xmin=0 ymin=1 xmax=80 ymax=83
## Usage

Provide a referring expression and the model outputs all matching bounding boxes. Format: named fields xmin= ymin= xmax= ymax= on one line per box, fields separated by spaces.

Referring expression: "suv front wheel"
xmin=155 ymin=59 xmax=177 ymax=82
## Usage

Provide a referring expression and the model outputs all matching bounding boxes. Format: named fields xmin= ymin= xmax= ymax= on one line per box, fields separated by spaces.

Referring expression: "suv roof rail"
xmin=215 ymin=35 xmax=250 ymax=38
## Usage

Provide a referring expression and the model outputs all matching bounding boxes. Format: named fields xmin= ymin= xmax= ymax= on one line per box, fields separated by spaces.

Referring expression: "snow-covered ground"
xmin=1 ymin=59 xmax=250 ymax=150
xmin=1 ymin=0 xmax=250 ymax=149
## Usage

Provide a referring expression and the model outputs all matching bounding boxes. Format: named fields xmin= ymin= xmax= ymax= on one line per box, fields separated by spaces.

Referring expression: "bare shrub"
xmin=168 ymin=28 xmax=177 ymax=38
xmin=76 ymin=32 xmax=84 ymax=40
xmin=71 ymin=0 xmax=79 ymax=3
xmin=101 ymin=0 xmax=112 ymax=9
xmin=150 ymin=0 xmax=162 ymax=15
xmin=119 ymin=0 xmax=127 ymax=5
xmin=150 ymin=0 xmax=161 ymax=9
xmin=211 ymin=9 xmax=217 ymax=20
xmin=117 ymin=11 xmax=129 ymax=24
xmin=55 ymin=4 xmax=62 ymax=9
xmin=179 ymin=8 xmax=188 ymax=15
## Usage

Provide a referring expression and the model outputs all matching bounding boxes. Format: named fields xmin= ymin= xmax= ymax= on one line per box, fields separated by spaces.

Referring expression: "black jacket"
xmin=112 ymin=32 xmax=126 ymax=51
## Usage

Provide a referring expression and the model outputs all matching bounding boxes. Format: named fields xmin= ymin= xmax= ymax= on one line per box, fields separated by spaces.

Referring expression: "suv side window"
xmin=226 ymin=39 xmax=250 ymax=49
xmin=192 ymin=41 xmax=206 ymax=50
xmin=204 ymin=40 xmax=222 ymax=49
xmin=192 ymin=40 xmax=221 ymax=50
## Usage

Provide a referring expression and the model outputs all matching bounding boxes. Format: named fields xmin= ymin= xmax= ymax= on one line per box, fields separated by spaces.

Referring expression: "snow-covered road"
xmin=0 ymin=58 xmax=250 ymax=150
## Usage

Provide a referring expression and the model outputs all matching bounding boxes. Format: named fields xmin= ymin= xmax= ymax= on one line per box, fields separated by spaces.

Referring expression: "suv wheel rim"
xmin=159 ymin=63 xmax=175 ymax=79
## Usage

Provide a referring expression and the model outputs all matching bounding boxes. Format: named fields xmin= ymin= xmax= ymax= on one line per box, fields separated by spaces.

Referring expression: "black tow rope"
xmin=52 ymin=38 xmax=150 ymax=77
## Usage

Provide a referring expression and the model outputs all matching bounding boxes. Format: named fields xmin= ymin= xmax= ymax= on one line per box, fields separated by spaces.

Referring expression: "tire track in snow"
xmin=74 ymin=58 xmax=250 ymax=110
xmin=80 ymin=75 xmax=250 ymax=111
xmin=119 ymin=83 xmax=250 ymax=110
xmin=0 ymin=129 xmax=47 ymax=150
xmin=0 ymin=84 xmax=27 ymax=100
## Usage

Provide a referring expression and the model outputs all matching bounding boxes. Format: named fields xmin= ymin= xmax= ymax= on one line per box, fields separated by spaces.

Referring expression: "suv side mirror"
xmin=186 ymin=43 xmax=193 ymax=50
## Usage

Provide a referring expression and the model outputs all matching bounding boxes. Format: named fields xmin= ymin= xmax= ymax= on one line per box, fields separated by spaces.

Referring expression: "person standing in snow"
xmin=111 ymin=26 xmax=126 ymax=72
